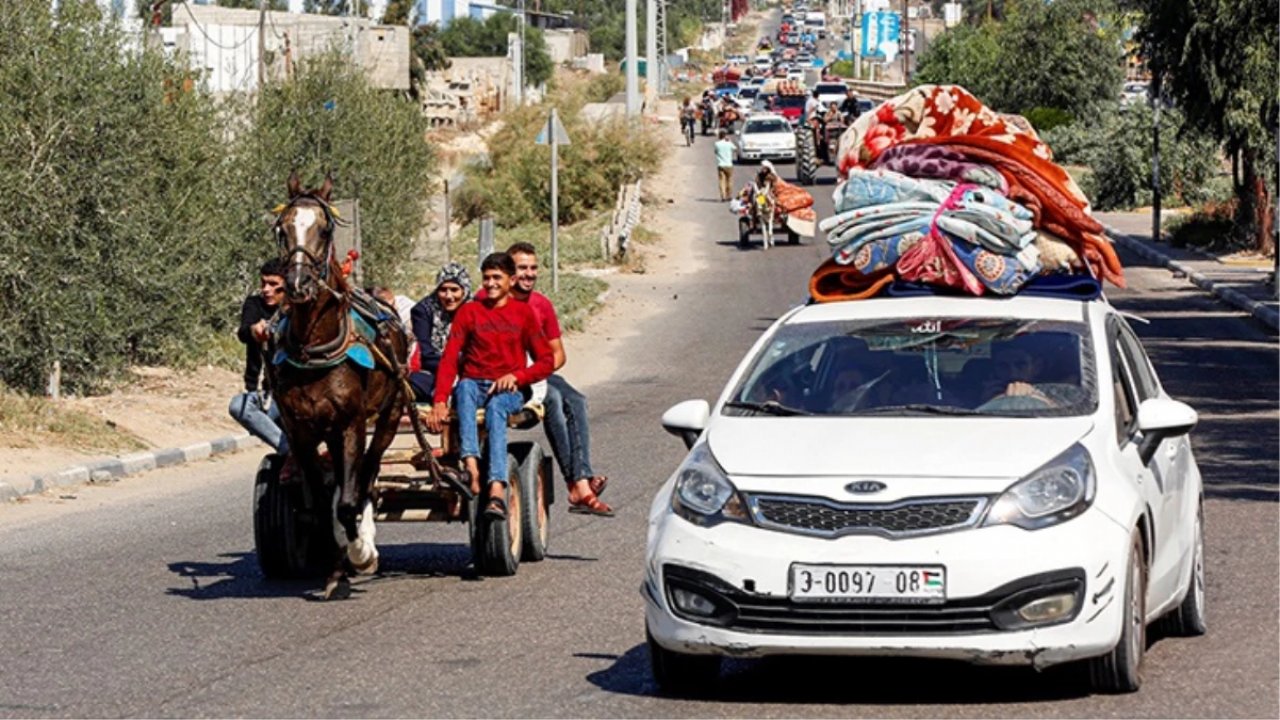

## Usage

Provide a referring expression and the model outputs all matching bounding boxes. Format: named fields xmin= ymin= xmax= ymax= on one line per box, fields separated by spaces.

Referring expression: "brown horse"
xmin=267 ymin=172 xmax=408 ymax=600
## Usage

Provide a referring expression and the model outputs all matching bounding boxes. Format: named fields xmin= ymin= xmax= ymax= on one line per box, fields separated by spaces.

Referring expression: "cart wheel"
xmin=796 ymin=128 xmax=818 ymax=186
xmin=513 ymin=443 xmax=550 ymax=562
xmin=475 ymin=451 xmax=524 ymax=576
xmin=738 ymin=217 xmax=752 ymax=246
xmin=254 ymin=455 xmax=334 ymax=579
xmin=787 ymin=227 xmax=800 ymax=245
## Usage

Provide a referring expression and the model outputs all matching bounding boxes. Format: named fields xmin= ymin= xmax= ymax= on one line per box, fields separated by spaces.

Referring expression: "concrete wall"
xmin=543 ymin=28 xmax=589 ymax=65
xmin=171 ymin=3 xmax=409 ymax=93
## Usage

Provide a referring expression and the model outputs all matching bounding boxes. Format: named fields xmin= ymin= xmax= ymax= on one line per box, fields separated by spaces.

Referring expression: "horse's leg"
xmin=323 ymin=423 xmax=365 ymax=600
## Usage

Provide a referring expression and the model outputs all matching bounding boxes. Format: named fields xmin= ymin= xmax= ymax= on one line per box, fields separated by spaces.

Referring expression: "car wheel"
xmin=647 ymin=624 xmax=720 ymax=697
xmin=1163 ymin=500 xmax=1207 ymax=636
xmin=1088 ymin=531 xmax=1146 ymax=694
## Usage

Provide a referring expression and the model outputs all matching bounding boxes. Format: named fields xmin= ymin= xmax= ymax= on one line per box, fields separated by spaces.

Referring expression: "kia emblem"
xmin=845 ymin=481 xmax=886 ymax=494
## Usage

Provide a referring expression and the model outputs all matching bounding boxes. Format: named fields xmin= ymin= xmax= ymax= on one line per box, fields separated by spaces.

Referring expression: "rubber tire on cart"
xmin=473 ymin=450 xmax=524 ymax=577
xmin=1162 ymin=500 xmax=1207 ymax=637
xmin=254 ymin=454 xmax=335 ymax=580
xmin=512 ymin=442 xmax=551 ymax=562
xmin=795 ymin=127 xmax=818 ymax=186
xmin=647 ymin=624 xmax=721 ymax=697
xmin=1087 ymin=531 xmax=1147 ymax=693
xmin=738 ymin=217 xmax=752 ymax=247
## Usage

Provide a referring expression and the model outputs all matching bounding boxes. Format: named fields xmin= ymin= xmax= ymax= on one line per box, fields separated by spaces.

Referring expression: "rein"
xmin=275 ymin=194 xmax=353 ymax=363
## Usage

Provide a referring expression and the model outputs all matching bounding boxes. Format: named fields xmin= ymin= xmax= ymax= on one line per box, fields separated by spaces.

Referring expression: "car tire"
xmin=1088 ymin=531 xmax=1146 ymax=694
xmin=1163 ymin=500 xmax=1208 ymax=637
xmin=647 ymin=624 xmax=720 ymax=697
xmin=738 ymin=217 xmax=752 ymax=246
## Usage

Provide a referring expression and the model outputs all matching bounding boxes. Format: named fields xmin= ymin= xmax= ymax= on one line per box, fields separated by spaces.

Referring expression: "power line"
xmin=178 ymin=2 xmax=259 ymax=50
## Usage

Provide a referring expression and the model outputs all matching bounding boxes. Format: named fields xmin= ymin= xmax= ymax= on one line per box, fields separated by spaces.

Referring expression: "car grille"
xmin=662 ymin=566 xmax=1086 ymax=636
xmin=746 ymin=495 xmax=986 ymax=538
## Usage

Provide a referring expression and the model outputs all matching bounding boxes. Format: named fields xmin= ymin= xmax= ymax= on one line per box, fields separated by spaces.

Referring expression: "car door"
xmin=1109 ymin=316 xmax=1185 ymax=604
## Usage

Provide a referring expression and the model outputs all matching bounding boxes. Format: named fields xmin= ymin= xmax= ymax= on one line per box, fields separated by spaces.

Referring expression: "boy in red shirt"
xmin=428 ymin=252 xmax=555 ymax=519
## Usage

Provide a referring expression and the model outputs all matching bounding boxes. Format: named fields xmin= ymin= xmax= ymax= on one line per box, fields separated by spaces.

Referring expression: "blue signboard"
xmin=859 ymin=11 xmax=901 ymax=59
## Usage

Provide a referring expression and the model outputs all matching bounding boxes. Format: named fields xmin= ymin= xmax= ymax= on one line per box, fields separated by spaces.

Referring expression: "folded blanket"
xmin=868 ymin=145 xmax=1008 ymax=194
xmin=810 ymin=257 xmax=895 ymax=303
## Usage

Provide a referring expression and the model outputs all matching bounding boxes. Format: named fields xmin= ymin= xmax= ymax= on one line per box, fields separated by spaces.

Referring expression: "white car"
xmin=813 ymin=80 xmax=848 ymax=109
xmin=735 ymin=113 xmax=797 ymax=162
xmin=646 ymin=293 xmax=1206 ymax=695
xmin=754 ymin=56 xmax=772 ymax=73
xmin=786 ymin=67 xmax=807 ymax=84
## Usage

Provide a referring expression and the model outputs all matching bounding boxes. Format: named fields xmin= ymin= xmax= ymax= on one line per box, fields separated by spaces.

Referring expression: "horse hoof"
xmin=348 ymin=539 xmax=378 ymax=574
xmin=323 ymin=576 xmax=352 ymax=601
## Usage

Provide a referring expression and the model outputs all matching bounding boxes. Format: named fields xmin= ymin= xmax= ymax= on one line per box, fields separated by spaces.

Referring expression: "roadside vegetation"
xmin=0 ymin=0 xmax=435 ymax=396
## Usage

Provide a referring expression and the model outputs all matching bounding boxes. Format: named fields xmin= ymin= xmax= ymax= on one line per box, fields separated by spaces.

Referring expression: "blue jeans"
xmin=408 ymin=370 xmax=435 ymax=402
xmin=542 ymin=374 xmax=594 ymax=484
xmin=454 ymin=378 xmax=525 ymax=485
xmin=229 ymin=391 xmax=289 ymax=454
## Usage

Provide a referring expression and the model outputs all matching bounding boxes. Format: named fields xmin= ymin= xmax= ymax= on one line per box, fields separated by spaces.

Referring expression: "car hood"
xmin=707 ymin=415 xmax=1094 ymax=479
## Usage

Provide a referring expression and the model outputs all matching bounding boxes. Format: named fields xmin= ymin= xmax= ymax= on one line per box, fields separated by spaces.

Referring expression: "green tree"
xmin=304 ymin=0 xmax=368 ymax=16
xmin=1134 ymin=0 xmax=1278 ymax=253
xmin=380 ymin=0 xmax=412 ymax=24
xmin=217 ymin=0 xmax=289 ymax=10
xmin=913 ymin=0 xmax=1123 ymax=118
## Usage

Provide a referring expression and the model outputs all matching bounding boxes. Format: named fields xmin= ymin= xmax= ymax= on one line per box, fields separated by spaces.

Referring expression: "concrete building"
xmin=169 ymin=3 xmax=410 ymax=93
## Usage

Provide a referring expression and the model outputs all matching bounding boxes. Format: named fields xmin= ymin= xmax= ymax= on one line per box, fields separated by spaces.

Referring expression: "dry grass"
xmin=0 ymin=388 xmax=147 ymax=452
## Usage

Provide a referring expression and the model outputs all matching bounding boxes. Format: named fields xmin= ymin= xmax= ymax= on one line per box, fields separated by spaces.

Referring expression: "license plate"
xmin=789 ymin=564 xmax=946 ymax=603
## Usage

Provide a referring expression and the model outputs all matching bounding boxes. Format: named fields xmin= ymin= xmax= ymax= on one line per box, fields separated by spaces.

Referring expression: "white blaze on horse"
xmin=266 ymin=172 xmax=414 ymax=600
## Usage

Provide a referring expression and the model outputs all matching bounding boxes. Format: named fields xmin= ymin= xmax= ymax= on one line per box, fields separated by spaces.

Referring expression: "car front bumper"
xmin=644 ymin=507 xmax=1130 ymax=669
xmin=738 ymin=147 xmax=796 ymax=160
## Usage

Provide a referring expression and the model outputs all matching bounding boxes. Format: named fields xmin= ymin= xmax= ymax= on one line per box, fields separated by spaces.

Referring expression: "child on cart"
xmin=426 ymin=252 xmax=555 ymax=520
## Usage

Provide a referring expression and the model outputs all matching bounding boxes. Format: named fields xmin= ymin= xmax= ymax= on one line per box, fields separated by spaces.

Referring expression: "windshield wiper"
xmin=853 ymin=404 xmax=986 ymax=417
xmin=723 ymin=400 xmax=813 ymax=416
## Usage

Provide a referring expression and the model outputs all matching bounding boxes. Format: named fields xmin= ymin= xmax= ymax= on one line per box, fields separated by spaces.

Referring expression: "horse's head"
xmin=274 ymin=171 xmax=339 ymax=304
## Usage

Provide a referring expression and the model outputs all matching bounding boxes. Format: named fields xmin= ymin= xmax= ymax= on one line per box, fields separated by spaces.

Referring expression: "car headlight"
xmin=982 ymin=443 xmax=1095 ymax=530
xmin=670 ymin=443 xmax=751 ymax=526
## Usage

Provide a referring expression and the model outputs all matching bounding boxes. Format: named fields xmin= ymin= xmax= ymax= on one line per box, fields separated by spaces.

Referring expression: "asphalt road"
xmin=1 ymin=29 xmax=1277 ymax=720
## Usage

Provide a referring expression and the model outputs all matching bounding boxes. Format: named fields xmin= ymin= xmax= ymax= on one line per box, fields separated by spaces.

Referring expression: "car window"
xmin=1115 ymin=320 xmax=1160 ymax=400
xmin=815 ymin=84 xmax=845 ymax=95
xmin=746 ymin=119 xmax=789 ymax=133
xmin=1111 ymin=336 xmax=1139 ymax=443
xmin=724 ymin=317 xmax=1097 ymax=418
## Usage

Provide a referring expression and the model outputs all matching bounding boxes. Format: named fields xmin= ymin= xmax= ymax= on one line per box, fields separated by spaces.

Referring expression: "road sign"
xmin=859 ymin=10 xmax=900 ymax=59
xmin=535 ymin=112 xmax=571 ymax=146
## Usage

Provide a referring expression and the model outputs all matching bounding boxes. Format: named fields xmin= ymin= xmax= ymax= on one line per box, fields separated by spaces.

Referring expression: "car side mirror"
xmin=1135 ymin=397 xmax=1197 ymax=464
xmin=661 ymin=399 xmax=710 ymax=450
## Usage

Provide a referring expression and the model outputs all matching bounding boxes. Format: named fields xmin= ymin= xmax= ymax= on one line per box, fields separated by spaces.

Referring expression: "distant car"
xmin=1120 ymin=81 xmax=1149 ymax=106
xmin=856 ymin=98 xmax=875 ymax=115
xmin=647 ymin=292 xmax=1208 ymax=696
xmin=735 ymin=113 xmax=797 ymax=162
xmin=786 ymin=67 xmax=806 ymax=83
xmin=727 ymin=54 xmax=750 ymax=66
xmin=754 ymin=56 xmax=772 ymax=72
xmin=734 ymin=86 xmax=760 ymax=113
xmin=796 ymin=52 xmax=814 ymax=67
xmin=813 ymin=81 xmax=847 ymax=109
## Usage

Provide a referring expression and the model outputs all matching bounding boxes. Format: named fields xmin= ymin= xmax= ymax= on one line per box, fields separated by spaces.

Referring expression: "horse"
xmin=266 ymin=171 xmax=410 ymax=600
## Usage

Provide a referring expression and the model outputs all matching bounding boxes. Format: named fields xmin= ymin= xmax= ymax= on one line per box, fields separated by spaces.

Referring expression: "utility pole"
xmin=625 ymin=0 xmax=639 ymax=118
xmin=1151 ymin=71 xmax=1162 ymax=244
xmin=519 ymin=0 xmax=526 ymax=102
xmin=901 ymin=0 xmax=909 ymax=84
xmin=257 ymin=0 xmax=267 ymax=90
xmin=645 ymin=0 xmax=657 ymax=111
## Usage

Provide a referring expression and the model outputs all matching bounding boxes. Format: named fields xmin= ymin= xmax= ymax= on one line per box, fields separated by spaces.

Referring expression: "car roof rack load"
xmin=809 ymin=84 xmax=1125 ymax=305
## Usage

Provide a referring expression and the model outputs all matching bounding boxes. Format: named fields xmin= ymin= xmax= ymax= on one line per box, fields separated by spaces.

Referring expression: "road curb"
xmin=0 ymin=433 xmax=259 ymax=503
xmin=1108 ymin=228 xmax=1279 ymax=332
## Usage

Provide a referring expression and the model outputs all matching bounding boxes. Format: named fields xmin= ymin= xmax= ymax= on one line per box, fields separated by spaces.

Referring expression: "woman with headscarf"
xmin=408 ymin=262 xmax=473 ymax=402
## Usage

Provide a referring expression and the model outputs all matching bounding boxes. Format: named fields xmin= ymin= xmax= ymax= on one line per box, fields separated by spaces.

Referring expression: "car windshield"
xmin=775 ymin=95 xmax=807 ymax=109
xmin=724 ymin=317 xmax=1097 ymax=418
xmin=746 ymin=119 xmax=790 ymax=133
xmin=815 ymin=84 xmax=845 ymax=95
xmin=739 ymin=88 xmax=759 ymax=99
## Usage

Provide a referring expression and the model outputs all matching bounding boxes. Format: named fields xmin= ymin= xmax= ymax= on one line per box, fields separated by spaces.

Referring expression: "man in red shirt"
xmin=427 ymin=252 xmax=555 ymax=519
xmin=506 ymin=242 xmax=613 ymax=517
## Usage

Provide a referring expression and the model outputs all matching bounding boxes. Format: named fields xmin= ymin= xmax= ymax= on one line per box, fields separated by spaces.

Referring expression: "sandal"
xmin=568 ymin=491 xmax=614 ymax=517
xmin=484 ymin=496 xmax=508 ymax=520
xmin=587 ymin=475 xmax=609 ymax=497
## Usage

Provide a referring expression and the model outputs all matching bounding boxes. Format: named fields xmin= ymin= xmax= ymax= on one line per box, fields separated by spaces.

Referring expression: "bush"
xmin=455 ymin=77 xmax=664 ymax=228
xmin=1040 ymin=104 xmax=1218 ymax=211
xmin=1022 ymin=107 xmax=1074 ymax=133
xmin=0 ymin=2 xmax=435 ymax=395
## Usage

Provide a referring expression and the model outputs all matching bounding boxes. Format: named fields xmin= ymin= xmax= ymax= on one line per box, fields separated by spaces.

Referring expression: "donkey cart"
xmin=254 ymin=401 xmax=554 ymax=580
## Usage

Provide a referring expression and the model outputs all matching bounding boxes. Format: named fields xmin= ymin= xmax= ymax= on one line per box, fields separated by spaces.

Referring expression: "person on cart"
xmin=408 ymin=262 xmax=472 ymax=402
xmin=229 ymin=259 xmax=288 ymax=456
xmin=427 ymin=252 xmax=555 ymax=520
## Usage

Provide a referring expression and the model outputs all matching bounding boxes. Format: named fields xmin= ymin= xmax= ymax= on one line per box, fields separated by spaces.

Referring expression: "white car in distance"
xmin=813 ymin=81 xmax=849 ymax=110
xmin=645 ymin=293 xmax=1207 ymax=697
xmin=735 ymin=113 xmax=797 ymax=162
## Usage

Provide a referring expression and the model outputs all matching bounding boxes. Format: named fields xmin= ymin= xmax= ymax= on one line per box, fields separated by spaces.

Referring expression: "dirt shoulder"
xmin=2 ymin=98 xmax=702 ymax=494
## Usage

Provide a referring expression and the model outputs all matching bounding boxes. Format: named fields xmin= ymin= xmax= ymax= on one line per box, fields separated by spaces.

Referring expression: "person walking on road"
xmin=714 ymin=129 xmax=736 ymax=201
xmin=229 ymin=259 xmax=288 ymax=454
